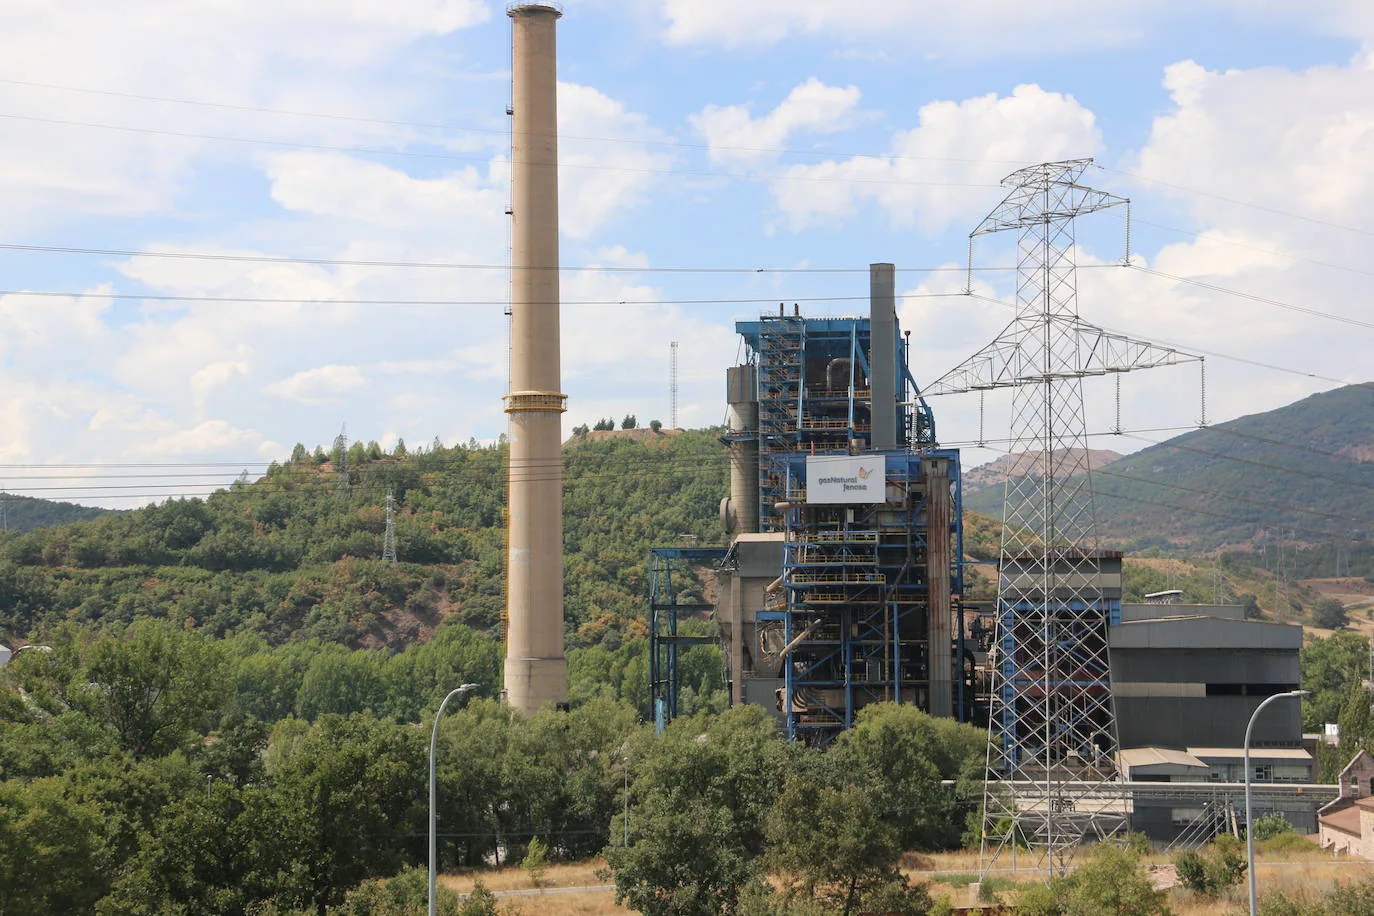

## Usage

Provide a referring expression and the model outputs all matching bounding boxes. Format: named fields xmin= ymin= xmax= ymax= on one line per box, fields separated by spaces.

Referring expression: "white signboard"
xmin=806 ymin=455 xmax=885 ymax=504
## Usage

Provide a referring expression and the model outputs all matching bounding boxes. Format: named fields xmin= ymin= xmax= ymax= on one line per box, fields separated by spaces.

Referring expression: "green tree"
xmin=830 ymin=702 xmax=986 ymax=850
xmin=621 ymin=414 xmax=637 ymax=429
xmin=0 ymin=777 xmax=110 ymax=915
xmin=267 ymin=715 xmax=427 ymax=916
xmin=764 ymin=762 xmax=929 ymax=916
xmin=1301 ymin=631 xmax=1369 ymax=729
xmin=605 ymin=706 xmax=792 ymax=916
xmin=1314 ymin=596 xmax=1350 ymax=630
xmin=522 ymin=835 xmax=549 ymax=888
xmin=80 ymin=619 xmax=229 ymax=759
xmin=1340 ymin=684 xmax=1374 ymax=757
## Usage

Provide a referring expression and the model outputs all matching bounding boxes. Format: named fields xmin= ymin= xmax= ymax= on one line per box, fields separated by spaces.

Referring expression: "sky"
xmin=0 ymin=0 xmax=1371 ymax=507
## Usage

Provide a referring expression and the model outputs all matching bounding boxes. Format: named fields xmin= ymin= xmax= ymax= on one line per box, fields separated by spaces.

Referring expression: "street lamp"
xmin=429 ymin=683 xmax=480 ymax=916
xmin=1245 ymin=689 xmax=1309 ymax=916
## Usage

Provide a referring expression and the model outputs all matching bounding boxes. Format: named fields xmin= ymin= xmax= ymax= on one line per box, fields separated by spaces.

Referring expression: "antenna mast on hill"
xmin=382 ymin=489 xmax=398 ymax=563
xmin=333 ymin=425 xmax=350 ymax=499
xmin=925 ymin=159 xmax=1203 ymax=877
xmin=670 ymin=341 xmax=679 ymax=429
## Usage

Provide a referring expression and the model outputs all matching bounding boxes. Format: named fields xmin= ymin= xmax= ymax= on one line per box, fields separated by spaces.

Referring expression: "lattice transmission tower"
xmin=925 ymin=159 xmax=1201 ymax=875
xmin=382 ymin=488 xmax=398 ymax=563
xmin=333 ymin=425 xmax=350 ymax=499
xmin=669 ymin=340 xmax=679 ymax=430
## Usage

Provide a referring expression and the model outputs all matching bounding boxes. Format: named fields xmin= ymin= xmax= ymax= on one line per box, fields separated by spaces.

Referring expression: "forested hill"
xmin=964 ymin=383 xmax=1374 ymax=553
xmin=0 ymin=428 xmax=727 ymax=650
xmin=0 ymin=494 xmax=107 ymax=533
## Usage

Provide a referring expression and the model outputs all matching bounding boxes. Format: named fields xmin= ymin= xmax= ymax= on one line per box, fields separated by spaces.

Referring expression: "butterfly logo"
xmin=856 ymin=466 xmax=873 ymax=481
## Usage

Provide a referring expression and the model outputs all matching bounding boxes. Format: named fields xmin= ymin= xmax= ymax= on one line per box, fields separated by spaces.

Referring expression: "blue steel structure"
xmin=778 ymin=451 xmax=964 ymax=744
xmin=648 ymin=546 xmax=726 ymax=726
xmin=738 ymin=315 xmax=936 ymax=532
xmin=648 ymin=309 xmax=961 ymax=741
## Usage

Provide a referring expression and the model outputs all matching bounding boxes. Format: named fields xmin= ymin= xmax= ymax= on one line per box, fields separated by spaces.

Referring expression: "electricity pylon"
xmin=925 ymin=159 xmax=1201 ymax=876
xmin=382 ymin=488 xmax=398 ymax=563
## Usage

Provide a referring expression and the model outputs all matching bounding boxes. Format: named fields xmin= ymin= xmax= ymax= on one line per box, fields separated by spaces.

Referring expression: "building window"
xmin=1171 ymin=807 xmax=1204 ymax=826
xmin=1254 ymin=765 xmax=1272 ymax=782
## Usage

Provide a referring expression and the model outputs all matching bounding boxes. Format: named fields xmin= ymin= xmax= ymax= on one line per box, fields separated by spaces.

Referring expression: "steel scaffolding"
xmin=777 ymin=451 xmax=964 ymax=745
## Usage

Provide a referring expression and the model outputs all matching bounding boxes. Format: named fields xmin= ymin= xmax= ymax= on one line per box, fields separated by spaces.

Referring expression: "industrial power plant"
xmin=498 ymin=1 xmax=1329 ymax=871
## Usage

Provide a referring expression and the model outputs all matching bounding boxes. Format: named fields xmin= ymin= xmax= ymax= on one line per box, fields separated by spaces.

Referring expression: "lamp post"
xmin=430 ymin=683 xmax=480 ymax=916
xmin=1245 ymin=689 xmax=1309 ymax=916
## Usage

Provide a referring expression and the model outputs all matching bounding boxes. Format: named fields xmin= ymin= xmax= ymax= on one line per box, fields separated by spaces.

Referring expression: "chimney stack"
xmin=504 ymin=2 xmax=567 ymax=714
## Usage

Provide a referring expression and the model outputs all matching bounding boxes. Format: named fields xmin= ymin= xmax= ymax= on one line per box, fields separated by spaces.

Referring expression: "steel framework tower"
xmin=333 ymin=426 xmax=350 ymax=499
xmin=383 ymin=488 xmax=398 ymax=563
xmin=670 ymin=341 xmax=679 ymax=429
xmin=925 ymin=159 xmax=1199 ymax=874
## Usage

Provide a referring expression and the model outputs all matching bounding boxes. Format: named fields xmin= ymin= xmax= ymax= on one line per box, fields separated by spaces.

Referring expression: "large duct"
xmin=504 ymin=2 xmax=567 ymax=714
xmin=925 ymin=456 xmax=953 ymax=718
xmin=869 ymin=263 xmax=898 ymax=450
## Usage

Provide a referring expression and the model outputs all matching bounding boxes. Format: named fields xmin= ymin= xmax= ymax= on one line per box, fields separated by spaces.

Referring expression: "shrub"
xmin=521 ymin=836 xmax=548 ymax=889
xmin=1173 ymin=834 xmax=1246 ymax=896
xmin=1250 ymin=812 xmax=1294 ymax=841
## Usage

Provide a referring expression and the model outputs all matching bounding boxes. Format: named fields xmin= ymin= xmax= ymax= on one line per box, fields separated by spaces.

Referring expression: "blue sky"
xmin=0 ymin=0 xmax=1371 ymax=506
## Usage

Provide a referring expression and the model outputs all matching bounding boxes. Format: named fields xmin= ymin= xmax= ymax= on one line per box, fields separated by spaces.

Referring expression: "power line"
xmin=1121 ymin=432 xmax=1374 ymax=494
xmin=0 ymin=289 xmax=974 ymax=307
xmin=1130 ymin=265 xmax=1374 ymax=332
xmin=0 ymin=111 xmax=1002 ymax=191
xmin=0 ymin=242 xmax=1023 ymax=275
xmin=0 ymin=76 xmax=1037 ymax=167
xmin=1095 ymin=164 xmax=1374 ymax=239
xmin=964 ymin=291 xmax=1363 ymax=388
xmin=1118 ymin=211 xmax=1374 ymax=282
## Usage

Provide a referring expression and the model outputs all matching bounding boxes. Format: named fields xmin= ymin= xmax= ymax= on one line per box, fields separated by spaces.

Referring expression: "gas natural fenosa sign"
xmin=806 ymin=455 xmax=886 ymax=504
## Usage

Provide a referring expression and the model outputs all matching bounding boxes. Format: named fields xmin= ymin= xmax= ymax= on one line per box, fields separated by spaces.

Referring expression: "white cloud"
xmin=136 ymin=420 xmax=265 ymax=457
xmin=0 ymin=1 xmax=490 ymax=233
xmin=690 ymin=78 xmax=862 ymax=167
xmin=265 ymin=366 xmax=369 ymax=405
xmin=659 ymin=0 xmax=1154 ymax=54
xmin=559 ymin=82 xmax=673 ymax=238
xmin=770 ymin=84 xmax=1101 ymax=232
xmin=190 ymin=360 xmax=251 ymax=417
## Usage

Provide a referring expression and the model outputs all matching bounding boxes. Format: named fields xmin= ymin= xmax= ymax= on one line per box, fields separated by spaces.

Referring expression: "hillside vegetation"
xmin=0 ymin=494 xmax=107 ymax=533
xmin=0 ymin=429 xmax=725 ymax=651
xmin=965 ymin=383 xmax=1374 ymax=554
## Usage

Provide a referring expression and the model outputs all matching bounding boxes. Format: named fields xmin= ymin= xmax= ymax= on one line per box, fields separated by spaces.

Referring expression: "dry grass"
xmin=437 ymin=843 xmax=1367 ymax=915
xmin=439 ymin=859 xmax=609 ymax=894
xmin=499 ymin=890 xmax=630 ymax=915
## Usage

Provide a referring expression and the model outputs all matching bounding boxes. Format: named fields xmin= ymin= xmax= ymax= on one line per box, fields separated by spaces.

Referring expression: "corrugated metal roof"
xmin=1119 ymin=747 xmax=1209 ymax=770
xmin=1187 ymin=747 xmax=1312 ymax=761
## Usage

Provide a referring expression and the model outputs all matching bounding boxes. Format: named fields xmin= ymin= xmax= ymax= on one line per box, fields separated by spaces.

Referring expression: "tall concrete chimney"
xmin=504 ymin=2 xmax=566 ymax=714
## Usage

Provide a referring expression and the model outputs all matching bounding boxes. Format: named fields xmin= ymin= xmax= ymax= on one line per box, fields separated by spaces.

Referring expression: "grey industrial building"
xmin=1111 ymin=604 xmax=1314 ymax=841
